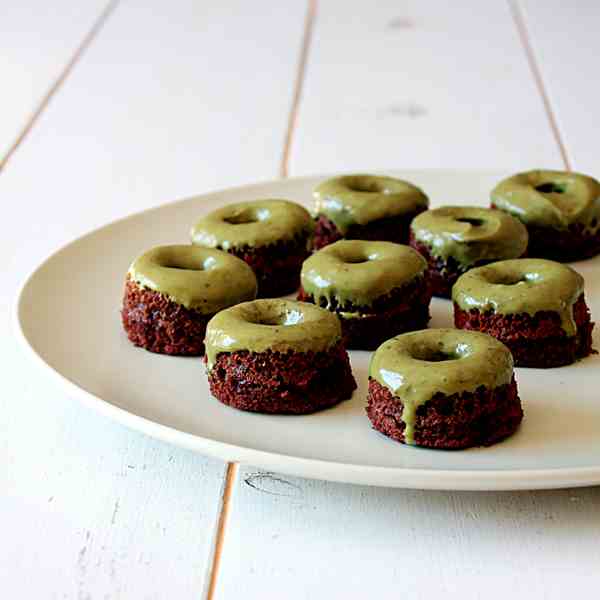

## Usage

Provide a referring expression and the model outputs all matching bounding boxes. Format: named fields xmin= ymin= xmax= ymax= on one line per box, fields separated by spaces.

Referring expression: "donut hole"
xmin=494 ymin=275 xmax=528 ymax=286
xmin=161 ymin=258 xmax=205 ymax=271
xmin=410 ymin=340 xmax=472 ymax=362
xmin=224 ymin=206 xmax=271 ymax=225
xmin=338 ymin=249 xmax=380 ymax=264
xmin=345 ymin=177 xmax=386 ymax=194
xmin=164 ymin=264 xmax=204 ymax=271
xmin=455 ymin=217 xmax=485 ymax=227
xmin=411 ymin=348 xmax=459 ymax=362
xmin=224 ymin=212 xmax=258 ymax=225
xmin=161 ymin=254 xmax=218 ymax=272
xmin=484 ymin=270 xmax=533 ymax=286
xmin=250 ymin=308 xmax=305 ymax=327
xmin=535 ymin=182 xmax=567 ymax=194
xmin=343 ymin=255 xmax=370 ymax=264
xmin=424 ymin=351 xmax=457 ymax=362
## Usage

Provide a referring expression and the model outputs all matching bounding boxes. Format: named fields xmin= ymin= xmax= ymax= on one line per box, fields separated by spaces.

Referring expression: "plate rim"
xmin=14 ymin=170 xmax=600 ymax=491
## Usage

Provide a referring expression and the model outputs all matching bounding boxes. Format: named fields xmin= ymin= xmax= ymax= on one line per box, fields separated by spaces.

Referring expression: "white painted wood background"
xmin=2 ymin=1 xmax=599 ymax=598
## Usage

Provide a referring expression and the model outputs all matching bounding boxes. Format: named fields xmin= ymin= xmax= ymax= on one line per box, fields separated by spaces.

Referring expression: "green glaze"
xmin=369 ymin=329 xmax=513 ymax=445
xmin=190 ymin=199 xmax=313 ymax=250
xmin=452 ymin=258 xmax=584 ymax=336
xmin=301 ymin=240 xmax=426 ymax=311
xmin=410 ymin=206 xmax=528 ymax=267
xmin=127 ymin=245 xmax=257 ymax=313
xmin=313 ymin=174 xmax=429 ymax=234
xmin=204 ymin=299 xmax=341 ymax=369
xmin=491 ymin=170 xmax=600 ymax=230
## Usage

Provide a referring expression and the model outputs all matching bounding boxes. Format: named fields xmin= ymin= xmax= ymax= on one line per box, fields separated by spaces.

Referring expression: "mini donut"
xmin=190 ymin=199 xmax=313 ymax=297
xmin=313 ymin=174 xmax=429 ymax=249
xmin=121 ymin=245 xmax=257 ymax=355
xmin=453 ymin=258 xmax=594 ymax=367
xmin=491 ymin=169 xmax=600 ymax=261
xmin=298 ymin=240 xmax=431 ymax=349
xmin=367 ymin=328 xmax=523 ymax=449
xmin=409 ymin=206 xmax=528 ymax=297
xmin=204 ymin=299 xmax=356 ymax=414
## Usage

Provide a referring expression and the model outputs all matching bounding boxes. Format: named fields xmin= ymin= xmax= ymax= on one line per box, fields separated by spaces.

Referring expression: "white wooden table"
xmin=2 ymin=2 xmax=599 ymax=598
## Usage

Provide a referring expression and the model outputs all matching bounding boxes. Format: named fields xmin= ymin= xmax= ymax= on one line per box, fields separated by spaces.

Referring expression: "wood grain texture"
xmin=290 ymin=0 xmax=562 ymax=175
xmin=0 ymin=0 xmax=110 ymax=163
xmin=518 ymin=0 xmax=599 ymax=173
xmin=0 ymin=401 xmax=226 ymax=599
xmin=3 ymin=0 xmax=307 ymax=230
xmin=508 ymin=0 xmax=570 ymax=170
xmin=1 ymin=0 xmax=306 ymax=596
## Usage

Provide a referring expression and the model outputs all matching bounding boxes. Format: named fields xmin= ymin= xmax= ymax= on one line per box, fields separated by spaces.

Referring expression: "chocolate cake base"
xmin=298 ymin=279 xmax=432 ymax=350
xmin=206 ymin=342 xmax=357 ymax=414
xmin=491 ymin=205 xmax=600 ymax=262
xmin=226 ymin=233 xmax=310 ymax=298
xmin=409 ymin=236 xmax=471 ymax=298
xmin=121 ymin=278 xmax=209 ymax=356
xmin=313 ymin=210 xmax=425 ymax=251
xmin=366 ymin=377 xmax=523 ymax=449
xmin=454 ymin=295 xmax=595 ymax=368
xmin=409 ymin=235 xmax=526 ymax=298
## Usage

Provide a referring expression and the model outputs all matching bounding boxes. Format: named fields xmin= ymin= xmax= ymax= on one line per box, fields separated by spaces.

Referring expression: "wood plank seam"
xmin=0 ymin=0 xmax=119 ymax=172
xmin=203 ymin=2 xmax=317 ymax=597
xmin=203 ymin=462 xmax=239 ymax=600
xmin=280 ymin=0 xmax=317 ymax=178
xmin=508 ymin=0 xmax=571 ymax=170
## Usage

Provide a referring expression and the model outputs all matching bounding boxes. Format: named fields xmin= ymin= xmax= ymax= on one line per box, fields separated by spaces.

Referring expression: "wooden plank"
xmin=216 ymin=2 xmax=594 ymax=598
xmin=218 ymin=469 xmax=600 ymax=600
xmin=517 ymin=0 xmax=600 ymax=173
xmin=2 ymin=0 xmax=307 ymax=227
xmin=1 ymin=401 xmax=227 ymax=598
xmin=0 ymin=0 xmax=110 ymax=162
xmin=1 ymin=0 xmax=306 ymax=596
xmin=290 ymin=0 xmax=562 ymax=175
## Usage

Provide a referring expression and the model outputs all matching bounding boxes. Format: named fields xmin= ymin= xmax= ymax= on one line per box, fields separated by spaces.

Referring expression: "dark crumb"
xmin=313 ymin=209 xmax=426 ymax=250
xmin=297 ymin=277 xmax=432 ymax=350
xmin=409 ymin=236 xmax=471 ymax=298
xmin=454 ymin=295 xmax=595 ymax=368
xmin=224 ymin=231 xmax=311 ymax=298
xmin=409 ymin=234 xmax=526 ymax=298
xmin=366 ymin=377 xmax=523 ymax=449
xmin=121 ymin=277 xmax=209 ymax=355
xmin=491 ymin=204 xmax=600 ymax=262
xmin=206 ymin=342 xmax=356 ymax=414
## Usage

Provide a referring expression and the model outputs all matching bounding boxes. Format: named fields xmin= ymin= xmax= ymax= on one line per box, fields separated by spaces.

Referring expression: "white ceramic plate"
xmin=15 ymin=171 xmax=600 ymax=490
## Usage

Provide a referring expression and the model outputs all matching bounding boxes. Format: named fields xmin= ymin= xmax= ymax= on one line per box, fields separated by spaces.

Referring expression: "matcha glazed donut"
xmin=453 ymin=258 xmax=595 ymax=368
xmin=191 ymin=199 xmax=313 ymax=297
xmin=409 ymin=206 xmax=528 ymax=298
xmin=366 ymin=329 xmax=523 ymax=449
xmin=298 ymin=240 xmax=432 ymax=350
xmin=204 ymin=299 xmax=356 ymax=414
xmin=491 ymin=169 xmax=600 ymax=261
xmin=121 ymin=245 xmax=257 ymax=355
xmin=313 ymin=174 xmax=429 ymax=249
